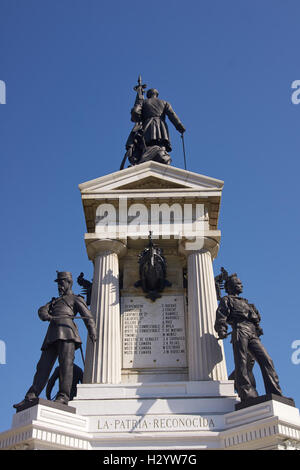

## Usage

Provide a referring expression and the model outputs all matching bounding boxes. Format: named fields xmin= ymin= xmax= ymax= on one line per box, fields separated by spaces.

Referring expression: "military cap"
xmin=54 ymin=271 xmax=73 ymax=282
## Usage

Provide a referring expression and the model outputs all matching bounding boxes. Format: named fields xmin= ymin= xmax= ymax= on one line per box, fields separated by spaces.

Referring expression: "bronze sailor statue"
xmin=214 ymin=268 xmax=290 ymax=405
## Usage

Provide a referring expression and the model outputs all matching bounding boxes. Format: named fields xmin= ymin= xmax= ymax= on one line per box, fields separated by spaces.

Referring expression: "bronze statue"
xmin=121 ymin=76 xmax=185 ymax=169
xmin=214 ymin=269 xmax=283 ymax=402
xmin=13 ymin=271 xmax=97 ymax=409
xmin=135 ymin=232 xmax=171 ymax=301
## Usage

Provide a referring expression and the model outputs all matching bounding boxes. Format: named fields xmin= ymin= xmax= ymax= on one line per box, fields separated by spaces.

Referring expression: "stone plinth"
xmin=222 ymin=399 xmax=300 ymax=450
xmin=0 ymin=402 xmax=90 ymax=450
xmin=235 ymin=393 xmax=295 ymax=411
xmin=1 ymin=392 xmax=300 ymax=450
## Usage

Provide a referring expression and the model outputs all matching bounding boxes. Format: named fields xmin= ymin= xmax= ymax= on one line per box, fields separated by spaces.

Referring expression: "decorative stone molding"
xmin=178 ymin=233 xmax=220 ymax=260
xmin=84 ymin=236 xmax=127 ymax=261
xmin=279 ymin=438 xmax=300 ymax=450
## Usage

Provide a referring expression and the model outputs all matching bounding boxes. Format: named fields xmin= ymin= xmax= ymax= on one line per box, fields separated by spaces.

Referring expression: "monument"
xmin=1 ymin=78 xmax=300 ymax=450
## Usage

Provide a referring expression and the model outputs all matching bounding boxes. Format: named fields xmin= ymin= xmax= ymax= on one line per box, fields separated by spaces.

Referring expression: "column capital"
xmin=84 ymin=235 xmax=127 ymax=261
xmin=178 ymin=232 xmax=221 ymax=259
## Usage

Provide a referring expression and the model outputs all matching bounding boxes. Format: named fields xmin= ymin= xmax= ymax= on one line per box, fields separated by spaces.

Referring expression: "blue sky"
xmin=1 ymin=0 xmax=300 ymax=432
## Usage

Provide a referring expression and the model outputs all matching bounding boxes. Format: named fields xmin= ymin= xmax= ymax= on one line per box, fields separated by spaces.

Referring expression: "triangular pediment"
xmin=79 ymin=161 xmax=223 ymax=194
xmin=79 ymin=162 xmax=224 ymax=234
xmin=115 ymin=175 xmax=188 ymax=190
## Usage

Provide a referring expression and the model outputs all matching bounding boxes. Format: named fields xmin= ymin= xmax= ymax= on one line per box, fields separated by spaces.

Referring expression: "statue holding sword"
xmin=13 ymin=271 xmax=97 ymax=409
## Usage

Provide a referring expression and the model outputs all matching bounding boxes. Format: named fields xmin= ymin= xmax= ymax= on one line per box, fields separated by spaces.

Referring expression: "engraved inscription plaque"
xmin=93 ymin=414 xmax=217 ymax=433
xmin=121 ymin=295 xmax=186 ymax=369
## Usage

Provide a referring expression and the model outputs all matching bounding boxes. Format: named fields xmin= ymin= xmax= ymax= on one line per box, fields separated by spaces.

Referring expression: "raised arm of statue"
xmin=164 ymin=102 xmax=186 ymax=134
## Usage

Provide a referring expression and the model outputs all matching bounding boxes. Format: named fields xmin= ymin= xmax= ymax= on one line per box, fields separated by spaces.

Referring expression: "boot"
xmin=13 ymin=391 xmax=37 ymax=410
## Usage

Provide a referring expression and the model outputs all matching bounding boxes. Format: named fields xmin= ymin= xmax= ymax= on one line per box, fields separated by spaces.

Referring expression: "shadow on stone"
xmin=197 ymin=333 xmax=224 ymax=379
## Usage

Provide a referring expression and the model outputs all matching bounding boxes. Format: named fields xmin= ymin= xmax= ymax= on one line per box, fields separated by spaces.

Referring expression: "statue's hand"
xmin=38 ymin=304 xmax=53 ymax=322
xmin=177 ymin=123 xmax=186 ymax=134
xmin=40 ymin=313 xmax=52 ymax=322
xmin=217 ymin=330 xmax=227 ymax=340
xmin=89 ymin=332 xmax=97 ymax=344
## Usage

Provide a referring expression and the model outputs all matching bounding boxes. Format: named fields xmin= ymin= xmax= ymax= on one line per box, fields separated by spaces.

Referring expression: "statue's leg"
xmin=232 ymin=327 xmax=258 ymax=401
xmin=156 ymin=152 xmax=171 ymax=165
xmin=246 ymin=352 xmax=257 ymax=391
xmin=26 ymin=345 xmax=58 ymax=399
xmin=248 ymin=336 xmax=282 ymax=396
xmin=227 ymin=353 xmax=256 ymax=396
xmin=56 ymin=340 xmax=75 ymax=403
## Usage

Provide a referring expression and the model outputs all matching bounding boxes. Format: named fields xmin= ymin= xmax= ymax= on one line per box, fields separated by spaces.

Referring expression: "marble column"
xmin=180 ymin=238 xmax=228 ymax=381
xmin=83 ymin=239 xmax=127 ymax=384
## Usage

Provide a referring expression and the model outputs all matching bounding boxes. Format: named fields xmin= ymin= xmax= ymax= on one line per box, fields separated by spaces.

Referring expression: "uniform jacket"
xmin=38 ymin=293 xmax=96 ymax=350
xmin=215 ymin=295 xmax=261 ymax=336
xmin=131 ymin=97 xmax=185 ymax=151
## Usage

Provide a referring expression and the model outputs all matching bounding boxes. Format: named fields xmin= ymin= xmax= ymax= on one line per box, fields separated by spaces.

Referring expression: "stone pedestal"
xmin=0 ymin=402 xmax=90 ymax=450
xmin=222 ymin=398 xmax=300 ymax=450
xmin=1 ymin=392 xmax=300 ymax=450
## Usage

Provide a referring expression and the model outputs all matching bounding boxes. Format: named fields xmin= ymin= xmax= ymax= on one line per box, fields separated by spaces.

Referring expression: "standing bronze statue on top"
xmin=214 ymin=268 xmax=294 ymax=408
xmin=120 ymin=76 xmax=186 ymax=169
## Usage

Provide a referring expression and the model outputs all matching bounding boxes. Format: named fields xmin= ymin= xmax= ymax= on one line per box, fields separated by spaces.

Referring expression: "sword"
xmin=181 ymin=133 xmax=187 ymax=170
xmin=49 ymin=315 xmax=92 ymax=321
xmin=79 ymin=345 xmax=85 ymax=367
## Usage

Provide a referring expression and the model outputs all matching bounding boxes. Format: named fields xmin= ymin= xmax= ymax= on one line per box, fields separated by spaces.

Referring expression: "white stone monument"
xmin=1 ymin=161 xmax=300 ymax=450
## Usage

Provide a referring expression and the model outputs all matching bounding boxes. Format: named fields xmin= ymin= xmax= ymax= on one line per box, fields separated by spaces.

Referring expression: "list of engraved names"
xmin=121 ymin=296 xmax=186 ymax=368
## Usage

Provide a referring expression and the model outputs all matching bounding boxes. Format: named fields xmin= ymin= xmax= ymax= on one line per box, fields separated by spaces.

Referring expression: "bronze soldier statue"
xmin=131 ymin=87 xmax=185 ymax=152
xmin=14 ymin=271 xmax=97 ymax=408
xmin=214 ymin=270 xmax=283 ymax=402
xmin=121 ymin=77 xmax=185 ymax=168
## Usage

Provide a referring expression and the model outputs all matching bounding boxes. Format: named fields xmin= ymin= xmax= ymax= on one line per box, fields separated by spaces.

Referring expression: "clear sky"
xmin=1 ymin=0 xmax=300 ymax=432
